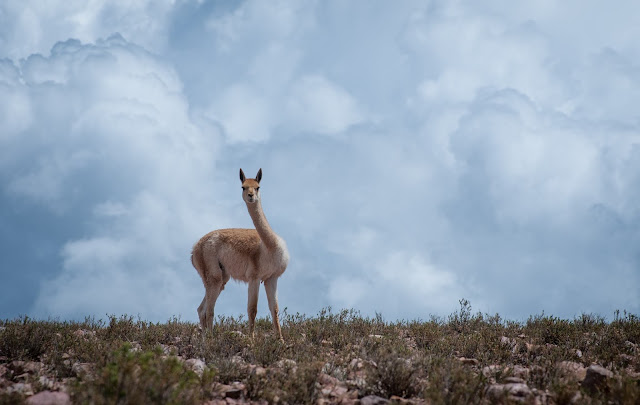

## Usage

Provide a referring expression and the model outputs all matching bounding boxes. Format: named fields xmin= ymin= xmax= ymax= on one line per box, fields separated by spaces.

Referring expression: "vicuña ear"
xmin=256 ymin=168 xmax=262 ymax=183
xmin=240 ymin=168 xmax=246 ymax=183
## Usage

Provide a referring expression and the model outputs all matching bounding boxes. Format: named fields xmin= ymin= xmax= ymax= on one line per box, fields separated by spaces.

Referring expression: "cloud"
xmin=0 ymin=1 xmax=176 ymax=59
xmin=209 ymin=73 xmax=365 ymax=142
xmin=285 ymin=75 xmax=365 ymax=135
xmin=210 ymin=83 xmax=273 ymax=143
xmin=198 ymin=1 xmax=365 ymax=142
xmin=0 ymin=34 xmax=228 ymax=321
xmin=1 ymin=1 xmax=639 ymax=323
xmin=327 ymin=227 xmax=466 ymax=319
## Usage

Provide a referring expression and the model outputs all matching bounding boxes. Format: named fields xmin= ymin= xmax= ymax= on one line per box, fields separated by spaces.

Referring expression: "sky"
xmin=1 ymin=0 xmax=639 ymax=324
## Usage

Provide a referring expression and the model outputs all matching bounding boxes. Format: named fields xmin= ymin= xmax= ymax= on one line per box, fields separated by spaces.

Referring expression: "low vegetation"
xmin=1 ymin=300 xmax=638 ymax=404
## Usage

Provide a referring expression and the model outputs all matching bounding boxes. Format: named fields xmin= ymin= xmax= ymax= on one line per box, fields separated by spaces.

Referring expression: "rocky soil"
xmin=1 ymin=306 xmax=639 ymax=404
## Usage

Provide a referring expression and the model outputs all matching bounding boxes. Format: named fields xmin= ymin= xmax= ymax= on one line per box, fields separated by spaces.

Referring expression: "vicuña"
xmin=191 ymin=168 xmax=289 ymax=340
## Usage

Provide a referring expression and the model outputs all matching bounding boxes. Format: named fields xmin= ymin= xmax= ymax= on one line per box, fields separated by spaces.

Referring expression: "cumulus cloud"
xmin=199 ymin=1 xmax=365 ymax=142
xmin=286 ymin=75 xmax=365 ymax=135
xmin=327 ymin=227 xmax=467 ymax=319
xmin=0 ymin=1 xmax=175 ymax=59
xmin=209 ymin=73 xmax=365 ymax=142
xmin=0 ymin=34 xmax=229 ymax=321
xmin=1 ymin=1 xmax=639 ymax=323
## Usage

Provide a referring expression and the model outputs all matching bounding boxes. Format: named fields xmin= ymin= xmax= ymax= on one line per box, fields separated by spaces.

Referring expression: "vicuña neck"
xmin=246 ymin=201 xmax=278 ymax=249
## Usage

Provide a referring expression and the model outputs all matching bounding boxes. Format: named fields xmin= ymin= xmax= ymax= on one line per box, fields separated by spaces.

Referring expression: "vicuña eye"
xmin=256 ymin=187 xmax=260 ymax=191
xmin=242 ymin=187 xmax=246 ymax=190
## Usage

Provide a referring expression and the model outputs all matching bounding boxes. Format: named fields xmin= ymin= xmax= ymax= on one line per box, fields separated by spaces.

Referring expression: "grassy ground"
xmin=1 ymin=300 xmax=639 ymax=404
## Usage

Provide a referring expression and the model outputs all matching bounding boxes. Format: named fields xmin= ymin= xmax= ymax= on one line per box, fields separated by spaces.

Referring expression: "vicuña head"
xmin=191 ymin=168 xmax=289 ymax=341
xmin=240 ymin=168 xmax=261 ymax=204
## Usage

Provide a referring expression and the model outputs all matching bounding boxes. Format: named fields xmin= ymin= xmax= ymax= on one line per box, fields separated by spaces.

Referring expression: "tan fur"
xmin=191 ymin=168 xmax=289 ymax=340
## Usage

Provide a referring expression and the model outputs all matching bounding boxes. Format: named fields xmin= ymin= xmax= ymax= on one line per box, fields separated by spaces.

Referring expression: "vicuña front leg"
xmin=264 ymin=276 xmax=283 ymax=341
xmin=247 ymin=280 xmax=260 ymax=339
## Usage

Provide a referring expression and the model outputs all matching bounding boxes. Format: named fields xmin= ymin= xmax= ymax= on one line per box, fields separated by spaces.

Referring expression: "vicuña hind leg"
xmin=200 ymin=282 xmax=223 ymax=331
xmin=197 ymin=297 xmax=207 ymax=328
xmin=264 ymin=277 xmax=283 ymax=341
xmin=247 ymin=280 xmax=259 ymax=339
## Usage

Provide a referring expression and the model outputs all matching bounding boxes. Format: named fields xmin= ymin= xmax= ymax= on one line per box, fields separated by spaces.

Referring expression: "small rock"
xmin=26 ymin=390 xmax=71 ymax=405
xmin=249 ymin=365 xmax=267 ymax=377
xmin=575 ymin=349 xmax=583 ymax=358
xmin=215 ymin=383 xmax=232 ymax=394
xmin=321 ymin=384 xmax=349 ymax=398
xmin=318 ymin=373 xmax=340 ymax=386
xmin=185 ymin=358 xmax=206 ymax=376
xmin=457 ymin=357 xmax=479 ymax=366
xmin=369 ymin=334 xmax=383 ymax=339
xmin=346 ymin=375 xmax=367 ymax=390
xmin=349 ymin=358 xmax=364 ymax=370
xmin=231 ymin=381 xmax=246 ymax=391
xmin=130 ymin=341 xmax=142 ymax=352
xmin=503 ymin=376 xmax=525 ymax=384
xmin=389 ymin=396 xmax=413 ymax=404
xmin=215 ymin=382 xmax=246 ymax=399
xmin=482 ymin=365 xmax=503 ymax=381
xmin=500 ymin=336 xmax=515 ymax=346
xmin=507 ymin=383 xmax=532 ymax=398
xmin=15 ymin=372 xmax=30 ymax=381
xmin=581 ymin=364 xmax=613 ymax=392
xmin=557 ymin=361 xmax=586 ymax=382
xmin=223 ymin=388 xmax=243 ymax=399
xmin=10 ymin=361 xmax=43 ymax=375
xmin=25 ymin=362 xmax=44 ymax=374
xmin=512 ymin=365 xmax=530 ymax=380
xmin=360 ymin=395 xmax=390 ymax=405
xmin=159 ymin=344 xmax=178 ymax=355
xmin=38 ymin=376 xmax=56 ymax=390
xmin=7 ymin=382 xmax=34 ymax=396
xmin=275 ymin=359 xmax=297 ymax=370
xmin=73 ymin=329 xmax=85 ymax=337
xmin=317 ymin=372 xmax=351 ymax=399
xmin=71 ymin=362 xmax=94 ymax=378
xmin=321 ymin=362 xmax=345 ymax=379
xmin=486 ymin=382 xmax=532 ymax=401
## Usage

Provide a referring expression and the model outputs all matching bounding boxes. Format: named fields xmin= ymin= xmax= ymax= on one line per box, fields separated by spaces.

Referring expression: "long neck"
xmin=246 ymin=200 xmax=279 ymax=249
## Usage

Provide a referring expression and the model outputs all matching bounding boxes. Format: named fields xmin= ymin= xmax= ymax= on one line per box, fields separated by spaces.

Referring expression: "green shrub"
xmin=72 ymin=344 xmax=212 ymax=405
